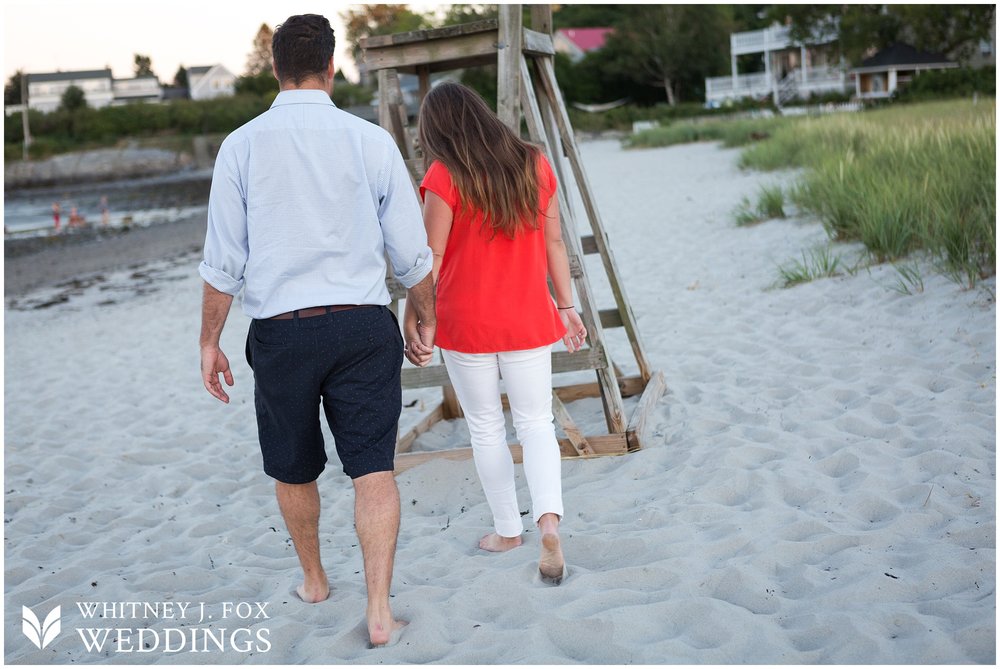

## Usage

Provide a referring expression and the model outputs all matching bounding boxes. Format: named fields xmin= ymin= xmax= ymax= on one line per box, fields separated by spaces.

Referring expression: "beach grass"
xmin=891 ymin=262 xmax=926 ymax=295
xmin=776 ymin=246 xmax=846 ymax=287
xmin=738 ymin=99 xmax=995 ymax=286
xmin=625 ymin=115 xmax=795 ymax=150
xmin=734 ymin=185 xmax=787 ymax=226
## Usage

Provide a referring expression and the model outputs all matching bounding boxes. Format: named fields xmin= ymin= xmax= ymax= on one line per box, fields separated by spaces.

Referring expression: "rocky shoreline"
xmin=4 ymin=138 xmax=218 ymax=189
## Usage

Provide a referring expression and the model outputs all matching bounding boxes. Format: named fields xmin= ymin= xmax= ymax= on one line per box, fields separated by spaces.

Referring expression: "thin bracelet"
xmin=557 ymin=305 xmax=574 ymax=310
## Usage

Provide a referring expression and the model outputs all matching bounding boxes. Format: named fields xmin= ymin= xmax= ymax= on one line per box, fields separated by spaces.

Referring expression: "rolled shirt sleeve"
xmin=199 ymin=138 xmax=249 ymax=296
xmin=377 ymin=143 xmax=433 ymax=289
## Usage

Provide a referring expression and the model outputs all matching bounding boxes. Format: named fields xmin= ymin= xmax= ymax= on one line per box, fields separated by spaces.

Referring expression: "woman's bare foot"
xmin=538 ymin=533 xmax=565 ymax=583
xmin=479 ymin=532 xmax=522 ymax=552
xmin=368 ymin=607 xmax=407 ymax=648
xmin=295 ymin=581 xmax=330 ymax=603
xmin=537 ymin=513 xmax=564 ymax=584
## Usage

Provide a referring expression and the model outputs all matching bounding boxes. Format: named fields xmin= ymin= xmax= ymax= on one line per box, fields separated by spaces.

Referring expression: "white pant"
xmin=441 ymin=345 xmax=564 ymax=537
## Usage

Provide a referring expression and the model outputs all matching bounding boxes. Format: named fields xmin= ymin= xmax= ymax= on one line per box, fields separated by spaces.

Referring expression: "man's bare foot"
xmin=295 ymin=581 xmax=330 ymax=604
xmin=368 ymin=607 xmax=407 ymax=648
xmin=539 ymin=533 xmax=565 ymax=584
xmin=479 ymin=533 xmax=522 ymax=552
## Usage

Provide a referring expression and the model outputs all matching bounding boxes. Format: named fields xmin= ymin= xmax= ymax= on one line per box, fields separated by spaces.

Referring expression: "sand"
xmin=3 ymin=139 xmax=995 ymax=664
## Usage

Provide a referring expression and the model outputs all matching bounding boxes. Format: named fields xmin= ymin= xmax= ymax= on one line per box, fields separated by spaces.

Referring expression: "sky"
xmin=2 ymin=1 xmax=443 ymax=85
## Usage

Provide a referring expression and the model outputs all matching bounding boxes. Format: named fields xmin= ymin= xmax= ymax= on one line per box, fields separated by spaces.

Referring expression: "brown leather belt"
xmin=268 ymin=304 xmax=368 ymax=320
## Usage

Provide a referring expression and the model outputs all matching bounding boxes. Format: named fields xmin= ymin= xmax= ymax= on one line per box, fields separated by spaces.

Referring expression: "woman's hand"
xmin=559 ymin=308 xmax=587 ymax=353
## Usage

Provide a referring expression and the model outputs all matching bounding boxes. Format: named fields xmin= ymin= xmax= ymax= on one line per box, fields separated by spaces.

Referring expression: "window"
xmin=980 ymin=39 xmax=993 ymax=56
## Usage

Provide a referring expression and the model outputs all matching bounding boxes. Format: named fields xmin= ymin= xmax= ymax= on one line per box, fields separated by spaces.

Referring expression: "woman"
xmin=403 ymin=83 xmax=587 ymax=584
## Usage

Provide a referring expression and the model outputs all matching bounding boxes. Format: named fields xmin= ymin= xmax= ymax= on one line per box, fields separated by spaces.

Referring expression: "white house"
xmin=851 ymin=43 xmax=958 ymax=99
xmin=112 ymin=75 xmax=163 ymax=105
xmin=705 ymin=23 xmax=851 ymax=107
xmin=188 ymin=64 xmax=236 ymax=100
xmin=26 ymin=69 xmax=114 ymax=112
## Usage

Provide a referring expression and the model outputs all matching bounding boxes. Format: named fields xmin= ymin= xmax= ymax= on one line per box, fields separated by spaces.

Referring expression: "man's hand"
xmin=201 ymin=345 xmax=234 ymax=403
xmin=200 ymin=281 xmax=235 ymax=402
xmin=403 ymin=273 xmax=437 ymax=367
xmin=403 ymin=300 xmax=435 ymax=367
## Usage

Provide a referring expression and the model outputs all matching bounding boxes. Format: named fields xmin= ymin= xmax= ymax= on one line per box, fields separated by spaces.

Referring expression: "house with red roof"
xmin=553 ymin=27 xmax=612 ymax=63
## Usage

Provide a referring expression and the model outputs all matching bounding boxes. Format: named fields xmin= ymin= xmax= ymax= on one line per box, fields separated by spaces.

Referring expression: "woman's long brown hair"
xmin=418 ymin=82 xmax=542 ymax=239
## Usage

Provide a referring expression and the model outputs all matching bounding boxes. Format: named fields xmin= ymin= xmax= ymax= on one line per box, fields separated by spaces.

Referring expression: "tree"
xmin=331 ymin=69 xmax=375 ymax=108
xmin=552 ymin=4 xmax=623 ymax=29
xmin=134 ymin=54 xmax=155 ymax=78
xmin=440 ymin=4 xmax=497 ymax=26
xmin=730 ymin=5 xmax=772 ymax=32
xmin=777 ymin=5 xmax=996 ymax=65
xmin=603 ymin=5 xmax=732 ymax=105
xmin=173 ymin=66 xmax=188 ymax=89
xmin=894 ymin=5 xmax=996 ymax=64
xmin=60 ymin=85 xmax=87 ymax=111
xmin=246 ymin=23 xmax=274 ymax=76
xmin=4 ymin=70 xmax=24 ymax=105
xmin=235 ymin=70 xmax=279 ymax=97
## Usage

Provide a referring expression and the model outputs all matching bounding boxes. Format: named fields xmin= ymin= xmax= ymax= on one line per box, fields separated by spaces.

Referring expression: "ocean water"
xmin=3 ymin=170 xmax=211 ymax=237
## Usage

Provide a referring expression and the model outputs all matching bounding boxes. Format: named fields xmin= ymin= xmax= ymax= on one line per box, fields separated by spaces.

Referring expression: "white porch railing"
xmin=731 ymin=22 xmax=840 ymax=56
xmin=706 ymin=66 xmax=851 ymax=106
xmin=731 ymin=25 xmax=793 ymax=56
xmin=705 ymin=72 xmax=771 ymax=103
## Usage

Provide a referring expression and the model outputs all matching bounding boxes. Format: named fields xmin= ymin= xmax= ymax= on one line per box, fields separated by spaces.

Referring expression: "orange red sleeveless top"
xmin=419 ymin=155 xmax=567 ymax=353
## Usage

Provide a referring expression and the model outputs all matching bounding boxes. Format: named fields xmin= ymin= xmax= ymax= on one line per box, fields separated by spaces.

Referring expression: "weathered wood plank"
xmin=361 ymin=20 xmax=498 ymax=49
xmin=492 ymin=374 xmax=646 ymax=411
xmin=522 ymin=28 xmax=555 ymax=56
xmin=442 ymin=384 xmax=464 ymax=419
xmin=529 ymin=6 xmax=553 ymax=35
xmin=552 ymin=393 xmax=594 ymax=456
xmin=387 ymin=276 xmax=406 ymax=300
xmin=377 ymin=69 xmax=412 ymax=161
xmin=401 ymin=345 xmax=609 ymax=389
xmin=536 ymin=57 xmax=654 ymax=385
xmin=364 ymin=32 xmax=499 ymax=73
xmin=625 ymin=371 xmax=666 ymax=452
xmin=396 ymin=403 xmax=444 ymax=454
xmin=497 ymin=5 xmax=523 ymax=130
xmin=553 ymin=375 xmax=647 ymax=402
xmin=417 ymin=65 xmax=431 ymax=106
xmin=404 ymin=158 xmax=426 ymax=182
xmin=526 ymin=57 xmax=628 ymax=434
xmin=519 ymin=55 xmax=550 ymax=156
xmin=393 ymin=433 xmax=629 ymax=474
xmin=377 ymin=70 xmax=394 ymax=133
xmin=600 ymin=308 xmax=624 ymax=329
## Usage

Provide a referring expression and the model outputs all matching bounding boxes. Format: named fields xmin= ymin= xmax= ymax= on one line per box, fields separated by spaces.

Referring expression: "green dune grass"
xmin=631 ymin=100 xmax=996 ymax=286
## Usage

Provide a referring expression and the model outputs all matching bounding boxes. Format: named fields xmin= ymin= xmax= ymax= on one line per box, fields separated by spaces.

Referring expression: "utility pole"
xmin=21 ymin=71 xmax=32 ymax=160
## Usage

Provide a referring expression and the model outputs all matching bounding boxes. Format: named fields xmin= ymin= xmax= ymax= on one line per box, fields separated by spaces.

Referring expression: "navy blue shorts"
xmin=244 ymin=305 xmax=403 ymax=483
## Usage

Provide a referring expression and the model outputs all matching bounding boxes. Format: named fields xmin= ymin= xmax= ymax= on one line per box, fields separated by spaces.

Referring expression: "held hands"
xmin=559 ymin=308 xmax=587 ymax=353
xmin=201 ymin=345 xmax=234 ymax=403
xmin=403 ymin=302 xmax=435 ymax=367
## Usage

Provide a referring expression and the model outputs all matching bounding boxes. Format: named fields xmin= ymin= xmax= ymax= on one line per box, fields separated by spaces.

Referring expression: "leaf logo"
xmin=22 ymin=605 xmax=61 ymax=649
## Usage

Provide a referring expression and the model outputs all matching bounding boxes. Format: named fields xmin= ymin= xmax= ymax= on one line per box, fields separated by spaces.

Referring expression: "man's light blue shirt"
xmin=199 ymin=89 xmax=432 ymax=319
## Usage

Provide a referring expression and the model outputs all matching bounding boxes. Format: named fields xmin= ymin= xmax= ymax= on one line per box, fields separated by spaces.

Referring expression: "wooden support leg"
xmin=535 ymin=57 xmax=654 ymax=384
xmin=551 ymin=392 xmax=593 ymax=456
xmin=497 ymin=5 xmax=523 ymax=130
xmin=442 ymin=384 xmax=464 ymax=420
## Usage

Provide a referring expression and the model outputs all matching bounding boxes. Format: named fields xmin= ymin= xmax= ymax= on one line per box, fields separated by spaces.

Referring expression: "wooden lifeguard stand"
xmin=360 ymin=6 xmax=666 ymax=473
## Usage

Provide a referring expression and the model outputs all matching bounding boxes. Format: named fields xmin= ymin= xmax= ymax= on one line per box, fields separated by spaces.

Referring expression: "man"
xmin=198 ymin=14 xmax=435 ymax=648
